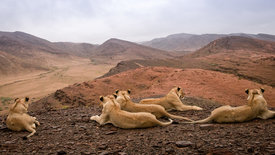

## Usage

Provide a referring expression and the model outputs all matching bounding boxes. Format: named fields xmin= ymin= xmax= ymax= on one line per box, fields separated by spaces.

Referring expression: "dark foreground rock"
xmin=0 ymin=97 xmax=274 ymax=154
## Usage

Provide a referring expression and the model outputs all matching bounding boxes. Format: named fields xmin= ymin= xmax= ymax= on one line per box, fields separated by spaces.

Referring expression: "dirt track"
xmin=1 ymin=97 xmax=274 ymax=154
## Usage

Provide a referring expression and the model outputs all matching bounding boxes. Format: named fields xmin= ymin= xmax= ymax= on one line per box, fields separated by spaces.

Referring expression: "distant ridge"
xmin=90 ymin=38 xmax=174 ymax=64
xmin=142 ymin=33 xmax=275 ymax=51
xmin=0 ymin=31 xmax=97 ymax=76
xmin=104 ymin=36 xmax=275 ymax=86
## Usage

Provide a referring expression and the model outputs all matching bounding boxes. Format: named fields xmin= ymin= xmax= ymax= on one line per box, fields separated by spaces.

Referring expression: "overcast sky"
xmin=1 ymin=0 xmax=275 ymax=44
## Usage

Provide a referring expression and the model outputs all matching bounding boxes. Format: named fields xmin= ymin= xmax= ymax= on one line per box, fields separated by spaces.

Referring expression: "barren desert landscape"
xmin=1 ymin=31 xmax=275 ymax=155
xmin=1 ymin=1 xmax=275 ymax=154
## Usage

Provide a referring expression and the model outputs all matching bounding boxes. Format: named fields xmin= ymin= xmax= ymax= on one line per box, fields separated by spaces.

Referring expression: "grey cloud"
xmin=0 ymin=0 xmax=274 ymax=44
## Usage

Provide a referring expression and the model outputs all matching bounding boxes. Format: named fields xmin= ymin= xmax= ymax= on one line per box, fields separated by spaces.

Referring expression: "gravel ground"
xmin=0 ymin=97 xmax=274 ymax=154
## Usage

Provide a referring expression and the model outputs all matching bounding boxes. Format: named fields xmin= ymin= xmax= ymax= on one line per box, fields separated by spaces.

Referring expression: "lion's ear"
xmin=115 ymin=90 xmax=119 ymax=94
xmin=99 ymin=96 xmax=104 ymax=101
xmin=113 ymin=94 xmax=117 ymax=99
xmin=127 ymin=89 xmax=131 ymax=94
xmin=177 ymin=87 xmax=181 ymax=91
xmin=25 ymin=97 xmax=29 ymax=102
xmin=260 ymin=88 xmax=265 ymax=93
xmin=14 ymin=98 xmax=19 ymax=102
xmin=245 ymin=89 xmax=249 ymax=94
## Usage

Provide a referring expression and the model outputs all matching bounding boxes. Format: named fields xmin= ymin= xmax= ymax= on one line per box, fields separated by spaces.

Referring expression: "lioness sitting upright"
xmin=6 ymin=97 xmax=40 ymax=138
xmin=115 ymin=89 xmax=193 ymax=121
xmin=10 ymin=97 xmax=30 ymax=114
xmin=90 ymin=95 xmax=173 ymax=128
xmin=139 ymin=87 xmax=203 ymax=111
xmin=188 ymin=88 xmax=275 ymax=123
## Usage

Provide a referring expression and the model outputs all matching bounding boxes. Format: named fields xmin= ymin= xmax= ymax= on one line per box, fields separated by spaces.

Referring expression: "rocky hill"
xmin=31 ymin=67 xmax=275 ymax=112
xmin=189 ymin=36 xmax=275 ymax=86
xmin=11 ymin=66 xmax=272 ymax=154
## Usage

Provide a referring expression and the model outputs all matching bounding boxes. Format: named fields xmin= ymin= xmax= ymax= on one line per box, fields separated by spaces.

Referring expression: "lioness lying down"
xmin=90 ymin=95 xmax=173 ymax=128
xmin=6 ymin=97 xmax=40 ymax=138
xmin=188 ymin=88 xmax=275 ymax=123
xmin=115 ymin=90 xmax=193 ymax=121
xmin=139 ymin=87 xmax=203 ymax=111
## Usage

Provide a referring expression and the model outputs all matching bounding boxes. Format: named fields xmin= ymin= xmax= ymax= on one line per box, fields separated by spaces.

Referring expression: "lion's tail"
xmin=139 ymin=98 xmax=158 ymax=104
xmin=166 ymin=113 xmax=193 ymax=122
xmin=159 ymin=118 xmax=173 ymax=126
xmin=184 ymin=116 xmax=212 ymax=124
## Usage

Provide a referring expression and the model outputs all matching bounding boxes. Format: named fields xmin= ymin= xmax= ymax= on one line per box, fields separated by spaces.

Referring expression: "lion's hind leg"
xmin=25 ymin=125 xmax=36 ymax=138
xmin=90 ymin=115 xmax=109 ymax=125
xmin=31 ymin=116 xmax=40 ymax=126
xmin=258 ymin=110 xmax=275 ymax=119
xmin=34 ymin=120 xmax=40 ymax=126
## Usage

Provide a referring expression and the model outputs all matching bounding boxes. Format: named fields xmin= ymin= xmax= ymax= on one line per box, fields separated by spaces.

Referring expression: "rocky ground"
xmin=1 ymin=97 xmax=274 ymax=154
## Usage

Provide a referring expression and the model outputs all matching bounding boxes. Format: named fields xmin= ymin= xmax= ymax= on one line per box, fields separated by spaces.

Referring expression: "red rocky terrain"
xmin=29 ymin=67 xmax=274 ymax=112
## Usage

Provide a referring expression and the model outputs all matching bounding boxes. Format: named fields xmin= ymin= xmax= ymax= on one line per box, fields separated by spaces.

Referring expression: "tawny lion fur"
xmin=115 ymin=90 xmax=193 ymax=121
xmin=6 ymin=97 xmax=40 ymax=138
xmin=188 ymin=88 xmax=275 ymax=123
xmin=90 ymin=95 xmax=173 ymax=128
xmin=139 ymin=87 xmax=203 ymax=111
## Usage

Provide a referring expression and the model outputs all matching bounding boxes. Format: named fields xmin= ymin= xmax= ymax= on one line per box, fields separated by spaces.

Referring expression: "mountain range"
xmin=1 ymin=31 xmax=275 ymax=87
xmin=104 ymin=36 xmax=275 ymax=86
xmin=142 ymin=33 xmax=275 ymax=51
xmin=0 ymin=31 xmax=175 ymax=76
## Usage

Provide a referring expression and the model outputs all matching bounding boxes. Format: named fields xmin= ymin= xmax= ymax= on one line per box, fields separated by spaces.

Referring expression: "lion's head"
xmin=99 ymin=94 xmax=120 ymax=109
xmin=114 ymin=89 xmax=131 ymax=106
xmin=173 ymin=87 xmax=185 ymax=99
xmin=245 ymin=88 xmax=264 ymax=101
xmin=10 ymin=97 xmax=30 ymax=113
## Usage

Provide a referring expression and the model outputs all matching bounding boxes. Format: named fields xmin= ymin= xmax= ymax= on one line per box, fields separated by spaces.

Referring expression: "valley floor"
xmin=0 ymin=97 xmax=274 ymax=154
xmin=0 ymin=58 xmax=113 ymax=114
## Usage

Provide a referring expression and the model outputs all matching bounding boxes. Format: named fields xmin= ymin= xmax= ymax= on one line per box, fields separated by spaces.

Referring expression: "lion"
xmin=115 ymin=89 xmax=193 ymax=121
xmin=139 ymin=87 xmax=203 ymax=111
xmin=10 ymin=97 xmax=30 ymax=114
xmin=90 ymin=95 xmax=173 ymax=128
xmin=187 ymin=88 xmax=275 ymax=123
xmin=6 ymin=97 xmax=40 ymax=138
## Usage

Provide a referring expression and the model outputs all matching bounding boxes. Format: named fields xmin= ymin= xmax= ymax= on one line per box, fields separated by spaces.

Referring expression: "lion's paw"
xmin=90 ymin=115 xmax=99 ymax=121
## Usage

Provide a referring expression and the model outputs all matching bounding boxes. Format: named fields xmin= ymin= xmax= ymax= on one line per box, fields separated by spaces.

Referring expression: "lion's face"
xmin=114 ymin=90 xmax=131 ymax=105
xmin=245 ymin=88 xmax=264 ymax=101
xmin=175 ymin=87 xmax=185 ymax=99
xmin=99 ymin=95 xmax=116 ymax=107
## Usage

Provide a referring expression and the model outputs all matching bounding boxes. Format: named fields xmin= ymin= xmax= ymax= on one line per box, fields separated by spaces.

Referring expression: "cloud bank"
xmin=1 ymin=0 xmax=274 ymax=44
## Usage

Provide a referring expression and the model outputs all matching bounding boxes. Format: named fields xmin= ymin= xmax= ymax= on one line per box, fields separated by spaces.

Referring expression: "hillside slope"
xmin=189 ymin=36 xmax=275 ymax=86
xmin=0 ymin=31 xmax=96 ymax=76
xmin=30 ymin=67 xmax=275 ymax=112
